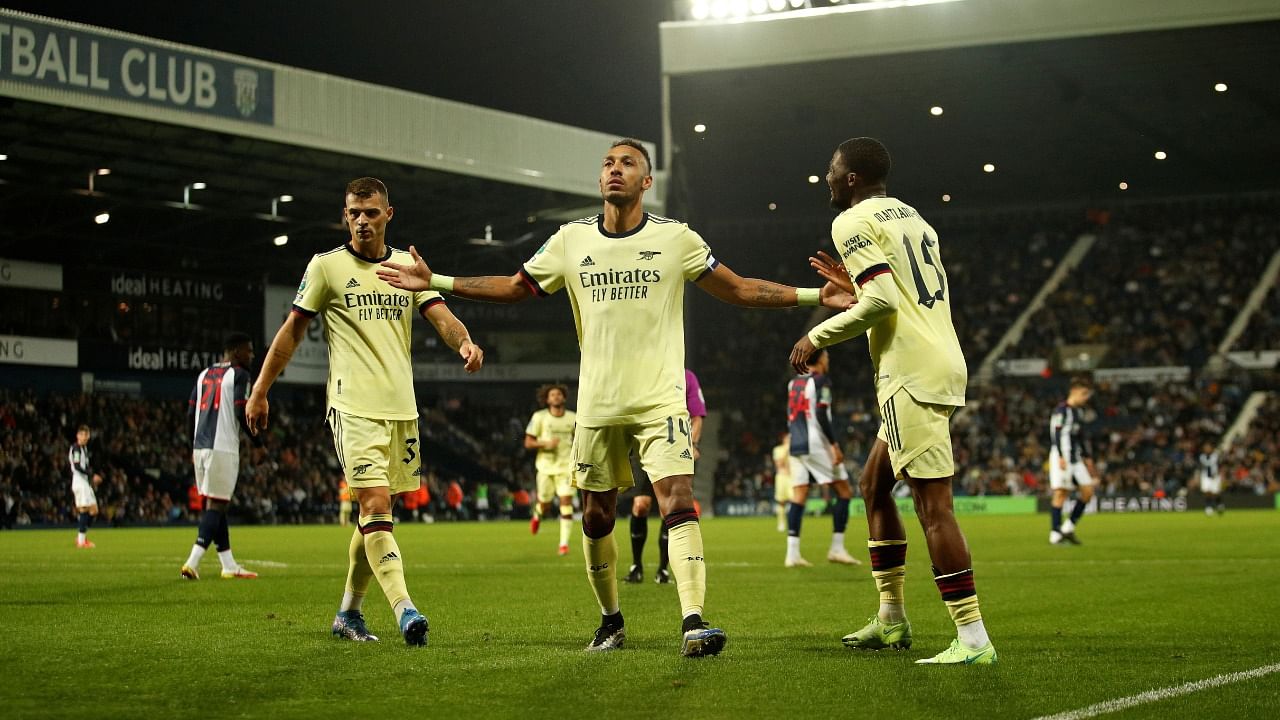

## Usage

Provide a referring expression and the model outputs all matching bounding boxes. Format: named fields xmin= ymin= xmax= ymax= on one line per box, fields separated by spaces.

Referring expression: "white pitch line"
xmin=1030 ymin=662 xmax=1280 ymax=720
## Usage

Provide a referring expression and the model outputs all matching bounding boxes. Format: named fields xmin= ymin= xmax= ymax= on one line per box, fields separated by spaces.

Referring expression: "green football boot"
xmin=841 ymin=616 xmax=913 ymax=650
xmin=915 ymin=638 xmax=997 ymax=665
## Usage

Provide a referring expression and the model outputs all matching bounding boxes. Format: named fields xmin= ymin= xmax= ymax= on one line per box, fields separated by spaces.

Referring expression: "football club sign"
xmin=0 ymin=10 xmax=275 ymax=125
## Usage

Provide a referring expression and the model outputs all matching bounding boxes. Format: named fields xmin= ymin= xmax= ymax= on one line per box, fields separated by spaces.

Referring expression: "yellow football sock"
xmin=559 ymin=509 xmax=573 ymax=548
xmin=345 ymin=526 xmax=374 ymax=598
xmin=868 ymin=539 xmax=907 ymax=609
xmin=360 ymin=513 xmax=412 ymax=611
xmin=667 ymin=518 xmax=706 ymax=619
xmin=935 ymin=569 xmax=982 ymax=628
xmin=582 ymin=532 xmax=619 ymax=615
xmin=946 ymin=595 xmax=983 ymax=627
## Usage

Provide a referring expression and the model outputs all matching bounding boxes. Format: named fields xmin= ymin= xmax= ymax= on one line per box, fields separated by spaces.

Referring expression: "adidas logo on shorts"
xmin=580 ymin=256 xmax=595 ymax=267
xmin=680 ymin=449 xmax=693 ymax=460
xmin=345 ymin=278 xmax=360 ymax=288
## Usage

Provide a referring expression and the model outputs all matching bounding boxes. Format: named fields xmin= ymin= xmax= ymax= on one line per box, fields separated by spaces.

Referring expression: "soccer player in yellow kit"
xmin=379 ymin=139 xmax=852 ymax=657
xmin=247 ymin=177 xmax=484 ymax=647
xmin=525 ymin=383 xmax=577 ymax=555
xmin=771 ymin=433 xmax=792 ymax=533
xmin=791 ymin=137 xmax=996 ymax=665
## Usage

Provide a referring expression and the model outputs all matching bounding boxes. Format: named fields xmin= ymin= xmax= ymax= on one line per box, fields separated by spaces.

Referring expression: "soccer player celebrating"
xmin=1049 ymin=377 xmax=1096 ymax=544
xmin=525 ymin=383 xmax=577 ymax=555
xmin=795 ymin=137 xmax=996 ymax=665
xmin=68 ymin=425 xmax=102 ymax=548
xmin=625 ymin=368 xmax=706 ymax=585
xmin=181 ymin=332 xmax=260 ymax=580
xmin=378 ymin=139 xmax=852 ymax=657
xmin=248 ymin=177 xmax=485 ymax=647
xmin=1198 ymin=441 xmax=1225 ymax=516
xmin=783 ymin=347 xmax=860 ymax=568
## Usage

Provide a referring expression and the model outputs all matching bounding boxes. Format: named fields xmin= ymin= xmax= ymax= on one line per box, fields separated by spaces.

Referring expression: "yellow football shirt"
xmin=292 ymin=244 xmax=444 ymax=420
xmin=831 ymin=197 xmax=966 ymax=407
xmin=520 ymin=213 xmax=718 ymax=427
xmin=772 ymin=442 xmax=792 ymax=483
xmin=526 ymin=408 xmax=577 ymax=474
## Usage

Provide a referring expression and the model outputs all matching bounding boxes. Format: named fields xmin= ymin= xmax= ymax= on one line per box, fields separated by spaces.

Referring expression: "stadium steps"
xmin=1221 ymin=391 xmax=1272 ymax=452
xmin=1207 ymin=247 xmax=1280 ymax=373
xmin=973 ymin=232 xmax=1098 ymax=384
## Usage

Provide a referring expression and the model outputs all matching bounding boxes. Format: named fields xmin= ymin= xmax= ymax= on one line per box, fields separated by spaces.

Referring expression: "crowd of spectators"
xmin=1222 ymin=393 xmax=1280 ymax=496
xmin=1235 ymin=281 xmax=1280 ymax=353
xmin=0 ymin=387 xmax=536 ymax=529
xmin=954 ymin=374 xmax=1255 ymax=498
xmin=702 ymin=199 xmax=1280 ymax=506
xmin=6 ymin=200 xmax=1280 ymax=524
xmin=1009 ymin=201 xmax=1280 ymax=366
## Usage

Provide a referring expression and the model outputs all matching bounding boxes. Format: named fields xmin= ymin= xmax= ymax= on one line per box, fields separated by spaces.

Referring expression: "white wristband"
xmin=796 ymin=287 xmax=821 ymax=306
xmin=429 ymin=274 xmax=455 ymax=292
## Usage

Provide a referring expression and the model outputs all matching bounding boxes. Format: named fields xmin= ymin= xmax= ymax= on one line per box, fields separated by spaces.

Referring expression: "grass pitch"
xmin=2 ymin=511 xmax=1278 ymax=719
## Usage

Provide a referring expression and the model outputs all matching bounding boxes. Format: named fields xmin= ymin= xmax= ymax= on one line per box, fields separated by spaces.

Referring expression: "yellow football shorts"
xmin=572 ymin=412 xmax=696 ymax=493
xmin=876 ymin=388 xmax=957 ymax=480
xmin=774 ymin=471 xmax=793 ymax=503
xmin=536 ymin=471 xmax=574 ymax=503
xmin=327 ymin=408 xmax=422 ymax=495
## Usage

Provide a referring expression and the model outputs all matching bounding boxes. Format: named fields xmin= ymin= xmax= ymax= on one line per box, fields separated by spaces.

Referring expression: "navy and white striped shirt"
xmin=190 ymin=362 xmax=251 ymax=453
xmin=1049 ymin=402 xmax=1088 ymax=463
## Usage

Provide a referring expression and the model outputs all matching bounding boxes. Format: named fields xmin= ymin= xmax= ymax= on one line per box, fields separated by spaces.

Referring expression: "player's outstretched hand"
xmin=789 ymin=334 xmax=819 ymax=375
xmin=459 ymin=340 xmax=485 ymax=373
xmin=811 ymin=251 xmax=853 ymax=293
xmin=820 ymin=282 xmax=856 ymax=311
xmin=377 ymin=245 xmax=434 ymax=291
xmin=246 ymin=392 xmax=269 ymax=436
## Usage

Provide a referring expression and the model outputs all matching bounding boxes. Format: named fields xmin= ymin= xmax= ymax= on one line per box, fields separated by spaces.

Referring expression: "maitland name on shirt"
xmin=872 ymin=206 xmax=919 ymax=223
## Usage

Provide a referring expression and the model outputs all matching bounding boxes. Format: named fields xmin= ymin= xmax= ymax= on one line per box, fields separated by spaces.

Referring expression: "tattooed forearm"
xmin=457 ymin=277 xmax=490 ymax=291
xmin=749 ymin=282 xmax=787 ymax=306
xmin=443 ymin=322 xmax=470 ymax=351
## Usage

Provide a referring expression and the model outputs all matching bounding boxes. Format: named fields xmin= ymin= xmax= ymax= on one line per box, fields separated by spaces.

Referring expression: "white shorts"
xmin=193 ymin=448 xmax=240 ymax=501
xmin=788 ymin=453 xmax=849 ymax=487
xmin=1200 ymin=476 xmax=1223 ymax=494
xmin=1049 ymin=454 xmax=1093 ymax=490
xmin=71 ymin=478 xmax=97 ymax=508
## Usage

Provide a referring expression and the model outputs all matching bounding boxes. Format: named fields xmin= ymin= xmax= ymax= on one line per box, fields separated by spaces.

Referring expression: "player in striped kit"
xmin=1049 ymin=377 xmax=1095 ymax=546
xmin=1198 ymin=442 xmax=1225 ymax=516
xmin=69 ymin=425 xmax=102 ymax=548
xmin=782 ymin=348 xmax=859 ymax=567
xmin=181 ymin=333 xmax=259 ymax=579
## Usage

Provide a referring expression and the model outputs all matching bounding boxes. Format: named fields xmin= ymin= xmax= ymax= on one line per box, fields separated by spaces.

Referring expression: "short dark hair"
xmin=609 ymin=138 xmax=652 ymax=175
xmin=536 ymin=383 xmax=570 ymax=406
xmin=77 ymin=424 xmax=90 ymax=433
xmin=806 ymin=347 xmax=828 ymax=367
xmin=1069 ymin=375 xmax=1093 ymax=390
xmin=345 ymin=177 xmax=388 ymax=202
xmin=224 ymin=332 xmax=252 ymax=353
xmin=836 ymin=137 xmax=891 ymax=184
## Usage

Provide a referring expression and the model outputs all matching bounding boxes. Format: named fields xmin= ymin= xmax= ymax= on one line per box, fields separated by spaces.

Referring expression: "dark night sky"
xmin=6 ymin=1 xmax=668 ymax=142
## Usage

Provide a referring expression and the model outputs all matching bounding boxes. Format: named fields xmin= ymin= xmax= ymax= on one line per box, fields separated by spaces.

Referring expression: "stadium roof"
xmin=1 ymin=2 xmax=1278 ymax=284
xmin=0 ymin=8 xmax=655 ymax=282
xmin=0 ymin=98 xmax=603 ymax=281
xmin=661 ymin=1 xmax=1280 ymax=220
